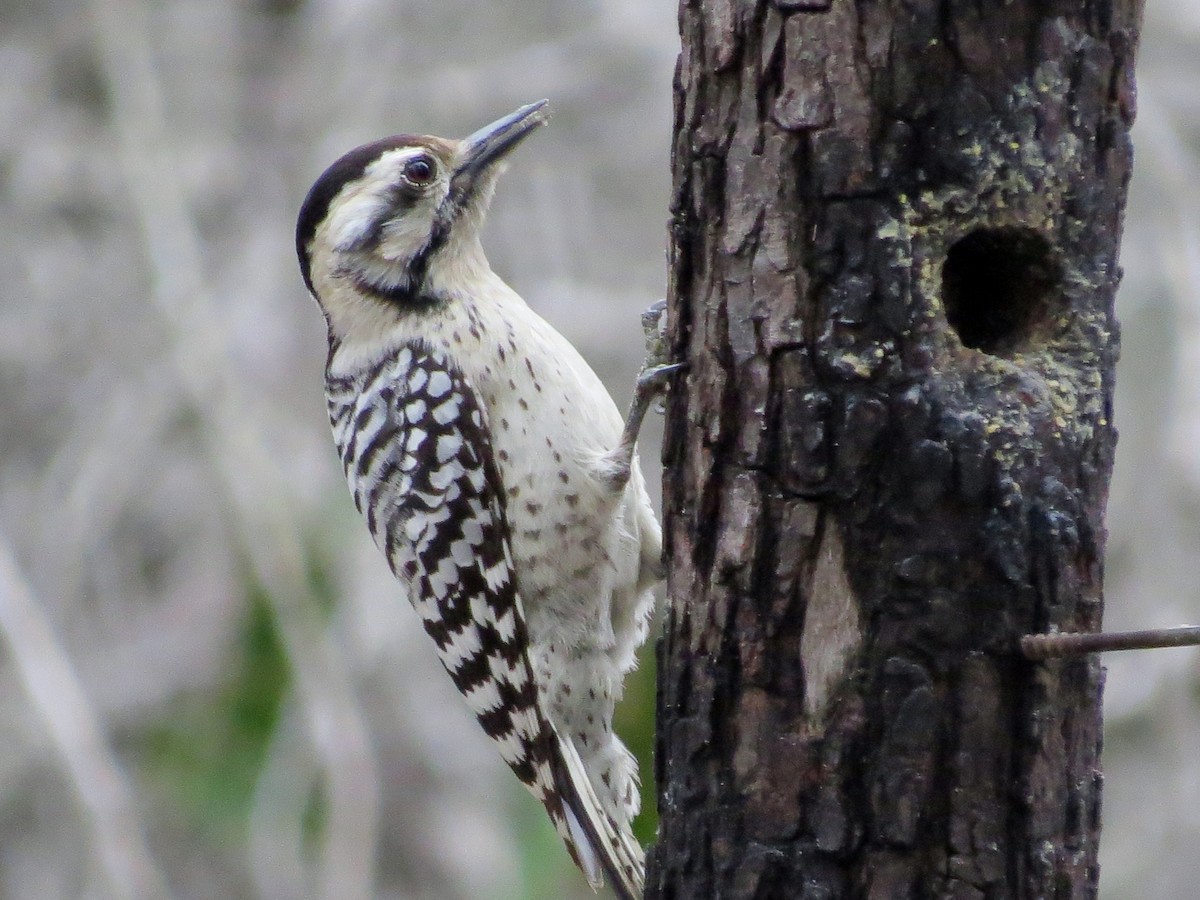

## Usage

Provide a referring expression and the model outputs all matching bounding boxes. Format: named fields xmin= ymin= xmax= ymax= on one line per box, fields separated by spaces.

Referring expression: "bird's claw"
xmin=640 ymin=299 xmax=670 ymax=371
xmin=634 ymin=362 xmax=686 ymax=413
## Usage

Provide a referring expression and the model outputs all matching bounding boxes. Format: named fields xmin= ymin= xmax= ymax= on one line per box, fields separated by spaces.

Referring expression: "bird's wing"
xmin=328 ymin=339 xmax=644 ymax=899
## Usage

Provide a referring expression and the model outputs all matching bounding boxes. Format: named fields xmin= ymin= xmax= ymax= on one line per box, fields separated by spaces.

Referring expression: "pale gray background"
xmin=0 ymin=1 xmax=1195 ymax=898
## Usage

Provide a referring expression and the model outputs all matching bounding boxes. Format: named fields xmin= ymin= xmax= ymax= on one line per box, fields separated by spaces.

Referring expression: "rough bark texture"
xmin=649 ymin=1 xmax=1142 ymax=898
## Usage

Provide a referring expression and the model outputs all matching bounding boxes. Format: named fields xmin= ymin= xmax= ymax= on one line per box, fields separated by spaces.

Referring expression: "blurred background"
xmin=0 ymin=0 xmax=1195 ymax=898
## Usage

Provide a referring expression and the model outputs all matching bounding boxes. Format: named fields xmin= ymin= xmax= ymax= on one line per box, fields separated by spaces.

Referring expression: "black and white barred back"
xmin=325 ymin=339 xmax=643 ymax=895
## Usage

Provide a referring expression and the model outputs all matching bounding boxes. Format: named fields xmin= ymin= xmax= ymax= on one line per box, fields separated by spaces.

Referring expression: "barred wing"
xmin=326 ymin=340 xmax=642 ymax=899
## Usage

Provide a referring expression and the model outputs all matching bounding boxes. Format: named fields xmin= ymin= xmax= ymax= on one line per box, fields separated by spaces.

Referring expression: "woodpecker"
xmin=296 ymin=101 xmax=674 ymax=899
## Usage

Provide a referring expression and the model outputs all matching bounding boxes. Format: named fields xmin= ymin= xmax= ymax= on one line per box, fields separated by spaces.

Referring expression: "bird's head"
xmin=296 ymin=100 xmax=549 ymax=330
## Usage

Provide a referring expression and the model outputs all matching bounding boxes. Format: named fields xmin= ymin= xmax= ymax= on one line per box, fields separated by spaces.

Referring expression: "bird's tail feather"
xmin=545 ymin=721 xmax=645 ymax=900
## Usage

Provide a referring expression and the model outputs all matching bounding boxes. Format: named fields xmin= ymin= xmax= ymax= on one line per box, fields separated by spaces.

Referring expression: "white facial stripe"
xmin=310 ymin=137 xmax=494 ymax=345
xmin=327 ymin=147 xmax=443 ymax=256
xmin=328 ymin=191 xmax=388 ymax=253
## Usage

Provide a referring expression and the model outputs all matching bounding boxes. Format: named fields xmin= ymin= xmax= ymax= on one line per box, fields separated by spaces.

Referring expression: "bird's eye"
xmin=404 ymin=155 xmax=436 ymax=186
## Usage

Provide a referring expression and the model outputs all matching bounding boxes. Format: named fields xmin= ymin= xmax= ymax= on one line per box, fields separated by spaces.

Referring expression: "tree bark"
xmin=649 ymin=1 xmax=1142 ymax=898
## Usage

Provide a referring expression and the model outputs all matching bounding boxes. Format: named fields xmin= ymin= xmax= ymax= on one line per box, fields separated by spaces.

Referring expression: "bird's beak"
xmin=451 ymin=100 xmax=550 ymax=192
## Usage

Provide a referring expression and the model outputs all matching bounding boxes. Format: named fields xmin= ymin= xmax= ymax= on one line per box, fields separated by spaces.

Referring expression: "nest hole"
xmin=941 ymin=227 xmax=1064 ymax=355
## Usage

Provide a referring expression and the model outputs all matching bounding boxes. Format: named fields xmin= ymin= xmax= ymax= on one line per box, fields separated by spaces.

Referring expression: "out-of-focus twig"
xmin=247 ymin=702 xmax=316 ymax=900
xmin=37 ymin=370 xmax=180 ymax=606
xmin=85 ymin=1 xmax=381 ymax=897
xmin=0 ymin=534 xmax=171 ymax=900
xmin=1146 ymin=103 xmax=1200 ymax=497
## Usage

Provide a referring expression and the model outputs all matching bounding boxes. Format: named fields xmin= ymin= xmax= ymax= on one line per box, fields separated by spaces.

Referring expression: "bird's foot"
xmin=603 ymin=300 xmax=686 ymax=491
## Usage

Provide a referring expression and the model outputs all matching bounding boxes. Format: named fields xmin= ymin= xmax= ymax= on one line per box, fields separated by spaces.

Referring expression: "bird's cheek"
xmin=378 ymin=216 xmax=437 ymax=262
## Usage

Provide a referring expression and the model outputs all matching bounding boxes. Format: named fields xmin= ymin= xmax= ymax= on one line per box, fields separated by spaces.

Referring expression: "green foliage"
xmin=303 ymin=537 xmax=342 ymax=620
xmin=301 ymin=774 xmax=329 ymax=853
xmin=614 ymin=637 xmax=659 ymax=846
xmin=141 ymin=580 xmax=290 ymax=836
xmin=512 ymin=792 xmax=583 ymax=900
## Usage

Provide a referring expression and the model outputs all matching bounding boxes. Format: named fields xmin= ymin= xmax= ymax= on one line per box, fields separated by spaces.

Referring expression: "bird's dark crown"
xmin=295 ymin=135 xmax=449 ymax=296
xmin=296 ymin=101 xmax=549 ymax=307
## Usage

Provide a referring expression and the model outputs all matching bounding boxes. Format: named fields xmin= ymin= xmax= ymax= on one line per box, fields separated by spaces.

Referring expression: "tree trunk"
xmin=649 ymin=1 xmax=1142 ymax=897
